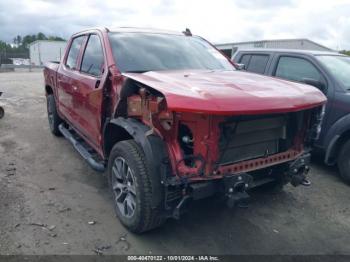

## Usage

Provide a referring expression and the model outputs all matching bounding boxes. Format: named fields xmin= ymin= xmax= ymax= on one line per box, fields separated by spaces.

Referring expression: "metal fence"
xmin=0 ymin=51 xmax=29 ymax=65
xmin=0 ymin=50 xmax=38 ymax=72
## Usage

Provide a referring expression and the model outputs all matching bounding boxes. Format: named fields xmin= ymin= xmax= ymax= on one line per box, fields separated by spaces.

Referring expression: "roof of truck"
xmin=74 ymin=27 xmax=185 ymax=37
xmin=108 ymin=27 xmax=183 ymax=35
xmin=235 ymin=48 xmax=343 ymax=56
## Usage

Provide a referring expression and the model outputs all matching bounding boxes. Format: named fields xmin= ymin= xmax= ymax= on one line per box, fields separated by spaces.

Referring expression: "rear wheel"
xmin=108 ymin=140 xmax=165 ymax=233
xmin=337 ymin=140 xmax=350 ymax=183
xmin=46 ymin=94 xmax=62 ymax=136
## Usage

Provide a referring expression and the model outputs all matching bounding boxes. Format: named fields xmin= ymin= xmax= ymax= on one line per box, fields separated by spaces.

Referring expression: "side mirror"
xmin=236 ymin=63 xmax=246 ymax=70
xmin=302 ymin=78 xmax=327 ymax=93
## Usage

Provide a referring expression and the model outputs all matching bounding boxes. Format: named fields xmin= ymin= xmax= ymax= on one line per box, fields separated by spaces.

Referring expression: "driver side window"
xmin=275 ymin=56 xmax=323 ymax=83
xmin=80 ymin=34 xmax=104 ymax=77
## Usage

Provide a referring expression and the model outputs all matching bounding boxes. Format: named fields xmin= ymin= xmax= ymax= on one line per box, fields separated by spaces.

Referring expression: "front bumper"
xmin=165 ymin=152 xmax=311 ymax=218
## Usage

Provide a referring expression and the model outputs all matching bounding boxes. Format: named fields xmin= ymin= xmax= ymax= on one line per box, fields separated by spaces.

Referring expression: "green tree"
xmin=1 ymin=33 xmax=66 ymax=63
xmin=22 ymin=35 xmax=35 ymax=48
xmin=340 ymin=50 xmax=350 ymax=56
xmin=48 ymin=36 xmax=65 ymax=41
xmin=13 ymin=35 xmax=22 ymax=45
xmin=37 ymin=32 xmax=47 ymax=40
xmin=16 ymin=35 xmax=22 ymax=45
xmin=0 ymin=40 xmax=10 ymax=50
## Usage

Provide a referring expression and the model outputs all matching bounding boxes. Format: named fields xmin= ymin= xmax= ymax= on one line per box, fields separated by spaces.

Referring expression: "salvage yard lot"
xmin=1 ymin=70 xmax=350 ymax=255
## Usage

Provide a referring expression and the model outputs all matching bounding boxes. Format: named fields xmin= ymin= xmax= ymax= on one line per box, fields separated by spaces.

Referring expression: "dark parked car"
xmin=233 ymin=49 xmax=350 ymax=183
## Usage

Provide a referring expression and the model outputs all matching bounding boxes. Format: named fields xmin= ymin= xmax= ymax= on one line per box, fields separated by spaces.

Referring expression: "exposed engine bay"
xmin=124 ymin=82 xmax=321 ymax=179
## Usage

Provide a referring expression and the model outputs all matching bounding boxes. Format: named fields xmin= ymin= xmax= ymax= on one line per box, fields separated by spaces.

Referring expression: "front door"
xmin=273 ymin=55 xmax=330 ymax=146
xmin=73 ymin=34 xmax=106 ymax=149
xmin=57 ymin=35 xmax=86 ymax=125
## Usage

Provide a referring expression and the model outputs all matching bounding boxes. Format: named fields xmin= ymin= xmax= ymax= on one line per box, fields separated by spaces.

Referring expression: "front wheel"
xmin=337 ymin=140 xmax=350 ymax=184
xmin=108 ymin=140 xmax=165 ymax=233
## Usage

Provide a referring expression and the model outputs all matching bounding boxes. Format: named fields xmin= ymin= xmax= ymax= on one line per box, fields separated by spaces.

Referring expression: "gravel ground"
xmin=0 ymin=70 xmax=350 ymax=255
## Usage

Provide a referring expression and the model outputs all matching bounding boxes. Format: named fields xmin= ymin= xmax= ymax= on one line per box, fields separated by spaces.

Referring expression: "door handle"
xmin=95 ymin=80 xmax=101 ymax=89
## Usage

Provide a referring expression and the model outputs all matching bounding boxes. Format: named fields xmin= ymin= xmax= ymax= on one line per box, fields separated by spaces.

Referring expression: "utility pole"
xmin=38 ymin=42 xmax=42 ymax=66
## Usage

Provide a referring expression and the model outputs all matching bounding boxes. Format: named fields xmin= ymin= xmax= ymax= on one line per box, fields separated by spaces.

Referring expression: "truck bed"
xmin=44 ymin=62 xmax=60 ymax=90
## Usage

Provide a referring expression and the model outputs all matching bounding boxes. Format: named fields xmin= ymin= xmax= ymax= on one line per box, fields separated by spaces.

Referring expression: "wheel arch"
xmin=103 ymin=121 xmax=133 ymax=158
xmin=324 ymin=114 xmax=350 ymax=165
xmin=114 ymin=78 xmax=166 ymax=118
xmin=103 ymin=117 xmax=170 ymax=208
xmin=45 ymin=85 xmax=54 ymax=95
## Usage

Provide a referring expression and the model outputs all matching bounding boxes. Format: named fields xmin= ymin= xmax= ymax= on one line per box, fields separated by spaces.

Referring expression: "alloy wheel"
xmin=111 ymin=157 xmax=137 ymax=218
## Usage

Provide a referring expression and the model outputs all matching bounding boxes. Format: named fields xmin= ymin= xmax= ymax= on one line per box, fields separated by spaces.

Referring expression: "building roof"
xmin=215 ymin=38 xmax=333 ymax=51
xmin=28 ymin=40 xmax=67 ymax=47
xmin=232 ymin=48 xmax=341 ymax=56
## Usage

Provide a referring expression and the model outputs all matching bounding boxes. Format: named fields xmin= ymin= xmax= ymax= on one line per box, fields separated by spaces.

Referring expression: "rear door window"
xmin=239 ymin=54 xmax=269 ymax=74
xmin=275 ymin=56 xmax=323 ymax=82
xmin=65 ymin=36 xmax=84 ymax=70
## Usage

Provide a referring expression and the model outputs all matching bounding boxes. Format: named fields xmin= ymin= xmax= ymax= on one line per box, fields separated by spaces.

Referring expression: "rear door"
xmin=57 ymin=35 xmax=86 ymax=124
xmin=73 ymin=33 xmax=106 ymax=149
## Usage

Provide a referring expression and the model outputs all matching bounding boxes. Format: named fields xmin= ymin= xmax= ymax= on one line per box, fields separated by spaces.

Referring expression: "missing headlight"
xmin=178 ymin=124 xmax=194 ymax=166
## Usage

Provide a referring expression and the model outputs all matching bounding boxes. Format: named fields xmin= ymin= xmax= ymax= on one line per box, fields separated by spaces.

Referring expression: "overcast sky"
xmin=0 ymin=0 xmax=349 ymax=50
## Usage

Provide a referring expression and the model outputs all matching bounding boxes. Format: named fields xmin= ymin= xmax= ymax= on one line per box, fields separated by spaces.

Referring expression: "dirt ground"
xmin=0 ymin=70 xmax=350 ymax=255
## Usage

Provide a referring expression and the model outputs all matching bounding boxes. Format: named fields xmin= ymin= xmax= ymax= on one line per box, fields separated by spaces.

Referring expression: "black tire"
xmin=108 ymin=140 xmax=165 ymax=233
xmin=0 ymin=106 xmax=4 ymax=119
xmin=46 ymin=94 xmax=62 ymax=136
xmin=337 ymin=140 xmax=350 ymax=183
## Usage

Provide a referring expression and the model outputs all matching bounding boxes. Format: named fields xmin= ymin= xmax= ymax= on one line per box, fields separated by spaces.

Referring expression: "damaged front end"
xmin=124 ymin=82 xmax=325 ymax=218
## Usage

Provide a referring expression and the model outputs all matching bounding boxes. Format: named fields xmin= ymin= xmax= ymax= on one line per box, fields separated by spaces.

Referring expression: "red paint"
xmin=44 ymin=27 xmax=327 ymax=181
xmin=123 ymin=70 xmax=326 ymax=115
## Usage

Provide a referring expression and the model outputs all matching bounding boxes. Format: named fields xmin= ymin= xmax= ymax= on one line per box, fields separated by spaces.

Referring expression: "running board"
xmin=58 ymin=124 xmax=106 ymax=172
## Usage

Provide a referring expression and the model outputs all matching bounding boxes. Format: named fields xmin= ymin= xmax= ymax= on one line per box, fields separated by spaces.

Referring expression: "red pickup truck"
xmin=44 ymin=27 xmax=326 ymax=233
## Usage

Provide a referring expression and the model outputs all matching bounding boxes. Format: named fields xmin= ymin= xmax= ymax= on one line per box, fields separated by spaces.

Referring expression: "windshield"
xmin=316 ymin=55 xmax=350 ymax=90
xmin=108 ymin=32 xmax=235 ymax=73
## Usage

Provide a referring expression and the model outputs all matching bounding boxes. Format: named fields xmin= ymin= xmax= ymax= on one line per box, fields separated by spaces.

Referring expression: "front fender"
xmin=108 ymin=117 xmax=170 ymax=209
xmin=324 ymin=113 xmax=350 ymax=164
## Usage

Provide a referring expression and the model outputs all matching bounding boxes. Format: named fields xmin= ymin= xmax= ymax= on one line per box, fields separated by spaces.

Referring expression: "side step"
xmin=58 ymin=124 xmax=106 ymax=172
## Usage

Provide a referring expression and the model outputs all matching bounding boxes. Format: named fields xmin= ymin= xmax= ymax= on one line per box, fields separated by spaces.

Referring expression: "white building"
xmin=215 ymin=38 xmax=333 ymax=58
xmin=29 ymin=40 xmax=67 ymax=66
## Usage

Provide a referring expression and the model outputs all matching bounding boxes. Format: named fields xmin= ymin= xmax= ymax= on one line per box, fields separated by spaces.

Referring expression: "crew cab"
xmin=44 ymin=28 xmax=326 ymax=233
xmin=233 ymin=49 xmax=350 ymax=183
